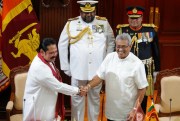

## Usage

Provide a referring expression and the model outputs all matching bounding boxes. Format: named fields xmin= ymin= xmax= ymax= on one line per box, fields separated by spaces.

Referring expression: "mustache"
xmin=50 ymin=56 xmax=56 ymax=59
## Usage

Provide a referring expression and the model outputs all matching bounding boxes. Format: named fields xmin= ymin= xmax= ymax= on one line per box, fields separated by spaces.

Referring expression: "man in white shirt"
xmin=58 ymin=0 xmax=115 ymax=121
xmin=83 ymin=33 xmax=148 ymax=121
xmin=23 ymin=38 xmax=81 ymax=121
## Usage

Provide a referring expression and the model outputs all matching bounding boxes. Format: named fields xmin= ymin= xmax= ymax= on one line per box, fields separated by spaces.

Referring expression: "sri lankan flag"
xmin=144 ymin=100 xmax=159 ymax=121
xmin=1 ymin=0 xmax=40 ymax=79
xmin=0 ymin=0 xmax=9 ymax=92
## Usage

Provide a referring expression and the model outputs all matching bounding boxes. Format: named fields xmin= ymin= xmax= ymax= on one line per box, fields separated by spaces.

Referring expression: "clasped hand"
xmin=78 ymin=86 xmax=89 ymax=96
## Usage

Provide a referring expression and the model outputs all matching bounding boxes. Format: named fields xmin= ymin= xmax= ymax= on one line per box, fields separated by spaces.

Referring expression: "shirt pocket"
xmin=123 ymin=75 xmax=135 ymax=87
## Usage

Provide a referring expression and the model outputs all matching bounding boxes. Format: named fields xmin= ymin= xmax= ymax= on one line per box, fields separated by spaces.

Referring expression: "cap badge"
xmin=132 ymin=8 xmax=138 ymax=14
xmin=85 ymin=3 xmax=91 ymax=9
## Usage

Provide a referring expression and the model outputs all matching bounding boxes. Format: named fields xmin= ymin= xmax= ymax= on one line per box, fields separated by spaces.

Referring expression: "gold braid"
xmin=146 ymin=63 xmax=154 ymax=96
xmin=67 ymin=21 xmax=91 ymax=44
xmin=131 ymin=35 xmax=138 ymax=55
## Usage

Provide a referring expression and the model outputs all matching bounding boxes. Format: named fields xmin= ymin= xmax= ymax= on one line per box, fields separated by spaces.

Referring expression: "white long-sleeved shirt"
xmin=23 ymin=55 xmax=79 ymax=121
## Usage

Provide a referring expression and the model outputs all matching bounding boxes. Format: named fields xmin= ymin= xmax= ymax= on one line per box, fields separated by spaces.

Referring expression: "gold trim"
xmin=116 ymin=24 xmax=129 ymax=29
xmin=67 ymin=21 xmax=91 ymax=44
xmin=132 ymin=8 xmax=138 ymax=14
xmin=128 ymin=15 xmax=141 ymax=18
xmin=96 ymin=16 xmax=107 ymax=21
xmin=141 ymin=57 xmax=154 ymax=96
xmin=80 ymin=6 xmax=95 ymax=12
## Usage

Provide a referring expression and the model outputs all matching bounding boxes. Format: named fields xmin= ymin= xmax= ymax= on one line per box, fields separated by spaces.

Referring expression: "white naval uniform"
xmin=97 ymin=52 xmax=148 ymax=120
xmin=58 ymin=16 xmax=115 ymax=121
xmin=23 ymin=55 xmax=79 ymax=121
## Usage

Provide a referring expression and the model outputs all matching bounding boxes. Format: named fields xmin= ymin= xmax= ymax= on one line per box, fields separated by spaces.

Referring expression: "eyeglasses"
xmin=116 ymin=45 xmax=129 ymax=49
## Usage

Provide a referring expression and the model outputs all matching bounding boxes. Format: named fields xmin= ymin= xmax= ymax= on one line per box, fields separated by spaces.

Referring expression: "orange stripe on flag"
xmin=2 ymin=0 xmax=22 ymax=17
xmin=2 ymin=0 xmax=32 ymax=32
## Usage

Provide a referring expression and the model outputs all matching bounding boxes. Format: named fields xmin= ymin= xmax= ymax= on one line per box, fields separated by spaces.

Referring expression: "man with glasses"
xmin=58 ymin=0 xmax=115 ymax=120
xmin=82 ymin=33 xmax=148 ymax=121
xmin=116 ymin=6 xmax=160 ymax=113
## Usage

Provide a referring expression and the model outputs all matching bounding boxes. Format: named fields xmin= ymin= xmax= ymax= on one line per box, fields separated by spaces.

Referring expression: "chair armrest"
xmin=6 ymin=101 xmax=14 ymax=111
xmin=6 ymin=101 xmax=14 ymax=121
xmin=154 ymin=104 xmax=160 ymax=113
xmin=10 ymin=92 xmax=15 ymax=101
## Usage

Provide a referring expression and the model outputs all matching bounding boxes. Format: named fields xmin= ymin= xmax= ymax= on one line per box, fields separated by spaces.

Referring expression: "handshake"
xmin=78 ymin=84 xmax=91 ymax=96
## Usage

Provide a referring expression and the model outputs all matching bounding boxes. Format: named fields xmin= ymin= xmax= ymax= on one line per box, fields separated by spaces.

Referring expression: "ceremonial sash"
xmin=38 ymin=53 xmax=65 ymax=121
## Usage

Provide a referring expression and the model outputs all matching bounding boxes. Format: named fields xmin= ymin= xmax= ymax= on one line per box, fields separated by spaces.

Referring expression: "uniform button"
xmin=89 ymin=52 xmax=92 ymax=54
xmin=89 ymin=62 xmax=91 ymax=64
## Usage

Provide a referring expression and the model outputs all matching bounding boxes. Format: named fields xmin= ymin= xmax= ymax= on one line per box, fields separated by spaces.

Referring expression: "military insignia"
xmin=68 ymin=17 xmax=79 ymax=21
xmin=92 ymin=25 xmax=97 ymax=33
xmin=97 ymin=25 xmax=104 ymax=33
xmin=132 ymin=8 xmax=138 ymax=14
xmin=130 ymin=33 xmax=135 ymax=36
xmin=142 ymin=24 xmax=157 ymax=28
xmin=138 ymin=33 xmax=142 ymax=40
xmin=85 ymin=3 xmax=91 ymax=9
xmin=145 ymin=32 xmax=150 ymax=39
xmin=149 ymin=32 xmax=153 ymax=38
xmin=142 ymin=33 xmax=146 ymax=42
xmin=146 ymin=32 xmax=153 ymax=42
xmin=77 ymin=21 xmax=82 ymax=31
xmin=96 ymin=16 xmax=107 ymax=21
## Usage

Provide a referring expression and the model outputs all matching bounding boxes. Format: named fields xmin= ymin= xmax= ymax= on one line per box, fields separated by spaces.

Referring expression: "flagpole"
xmin=169 ymin=98 xmax=172 ymax=121
xmin=101 ymin=90 xmax=105 ymax=121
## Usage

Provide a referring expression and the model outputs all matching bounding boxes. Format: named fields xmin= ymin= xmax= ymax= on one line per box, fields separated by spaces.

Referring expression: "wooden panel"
xmin=157 ymin=0 xmax=180 ymax=36
xmin=156 ymin=0 xmax=180 ymax=70
xmin=40 ymin=0 xmax=72 ymax=40
xmin=97 ymin=0 xmax=114 ymax=28
xmin=71 ymin=0 xmax=80 ymax=17
xmin=159 ymin=40 xmax=180 ymax=70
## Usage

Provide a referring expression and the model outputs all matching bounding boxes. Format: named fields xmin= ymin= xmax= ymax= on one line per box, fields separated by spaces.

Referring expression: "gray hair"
xmin=116 ymin=33 xmax=132 ymax=45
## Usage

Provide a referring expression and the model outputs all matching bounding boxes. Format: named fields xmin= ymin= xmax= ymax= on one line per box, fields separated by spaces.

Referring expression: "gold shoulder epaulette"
xmin=96 ymin=16 xmax=107 ymax=21
xmin=142 ymin=24 xmax=157 ymax=28
xmin=116 ymin=24 xmax=129 ymax=29
xmin=68 ymin=17 xmax=79 ymax=21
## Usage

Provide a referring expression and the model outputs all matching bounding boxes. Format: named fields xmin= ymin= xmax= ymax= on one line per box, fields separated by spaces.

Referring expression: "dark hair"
xmin=38 ymin=38 xmax=56 ymax=52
